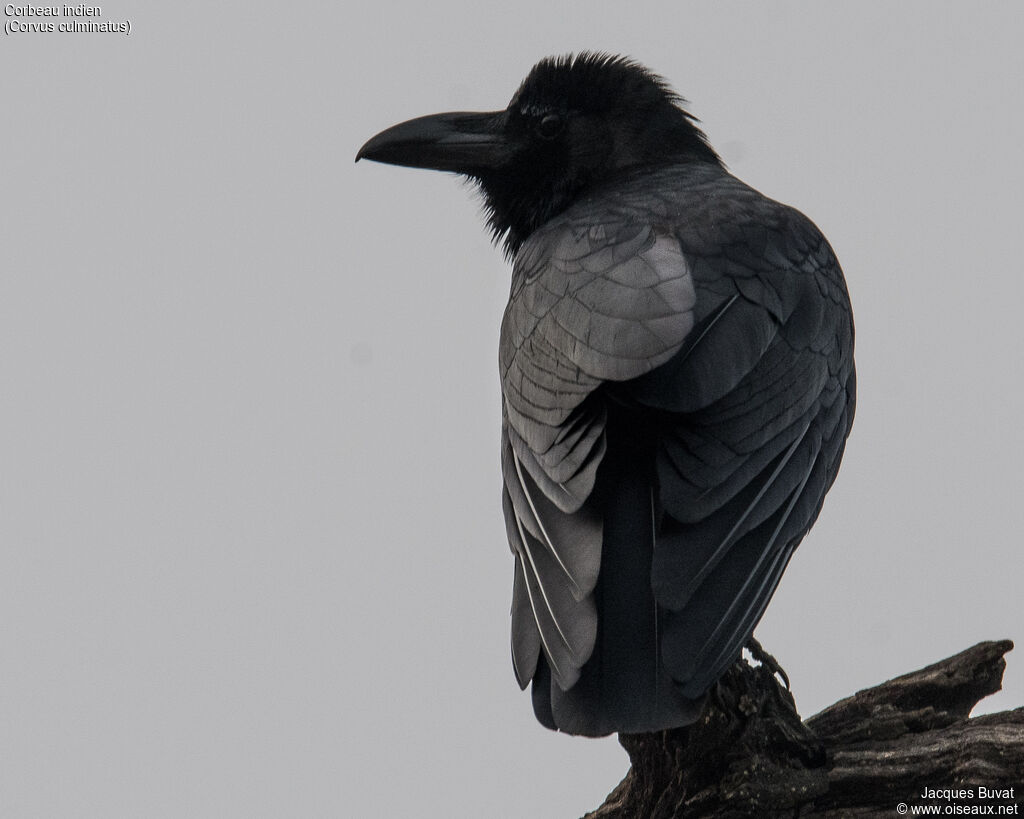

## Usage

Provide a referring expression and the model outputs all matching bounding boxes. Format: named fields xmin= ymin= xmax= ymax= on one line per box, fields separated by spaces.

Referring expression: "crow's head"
xmin=357 ymin=53 xmax=720 ymax=256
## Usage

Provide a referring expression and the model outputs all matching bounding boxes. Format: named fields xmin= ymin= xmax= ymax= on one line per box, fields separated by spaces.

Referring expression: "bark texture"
xmin=584 ymin=640 xmax=1022 ymax=818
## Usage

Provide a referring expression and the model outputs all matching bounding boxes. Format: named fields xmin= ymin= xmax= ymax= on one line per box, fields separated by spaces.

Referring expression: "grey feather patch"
xmin=505 ymin=416 xmax=604 ymax=513
xmin=502 ymin=440 xmax=602 ymax=601
xmin=514 ymin=520 xmax=599 ymax=690
xmin=510 ymin=553 xmax=542 ymax=688
xmin=501 ymin=473 xmax=599 ymax=692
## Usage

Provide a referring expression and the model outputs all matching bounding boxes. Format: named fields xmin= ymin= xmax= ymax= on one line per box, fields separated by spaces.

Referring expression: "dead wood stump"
xmin=585 ymin=640 xmax=1022 ymax=818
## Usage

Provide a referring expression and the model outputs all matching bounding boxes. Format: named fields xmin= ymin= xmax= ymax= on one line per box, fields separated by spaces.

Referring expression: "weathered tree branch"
xmin=585 ymin=640 xmax=1022 ymax=818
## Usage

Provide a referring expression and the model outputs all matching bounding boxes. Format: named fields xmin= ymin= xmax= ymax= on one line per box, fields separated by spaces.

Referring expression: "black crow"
xmin=357 ymin=54 xmax=855 ymax=737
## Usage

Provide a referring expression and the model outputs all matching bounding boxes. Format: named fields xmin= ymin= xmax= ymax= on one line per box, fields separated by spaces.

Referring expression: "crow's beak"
xmin=356 ymin=111 xmax=511 ymax=174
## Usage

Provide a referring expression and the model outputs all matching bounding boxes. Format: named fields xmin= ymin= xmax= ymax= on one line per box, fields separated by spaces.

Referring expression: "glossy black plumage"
xmin=357 ymin=53 xmax=855 ymax=737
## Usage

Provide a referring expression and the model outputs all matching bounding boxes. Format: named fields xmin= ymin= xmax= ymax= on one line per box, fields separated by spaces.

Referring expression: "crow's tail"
xmin=531 ymin=407 xmax=706 ymax=736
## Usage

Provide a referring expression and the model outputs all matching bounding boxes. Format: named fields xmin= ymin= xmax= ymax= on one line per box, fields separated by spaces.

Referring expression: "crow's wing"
xmin=500 ymin=213 xmax=699 ymax=690
xmin=625 ymin=186 xmax=855 ymax=697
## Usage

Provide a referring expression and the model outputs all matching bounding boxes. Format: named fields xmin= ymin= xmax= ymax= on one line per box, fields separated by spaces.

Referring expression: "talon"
xmin=746 ymin=636 xmax=791 ymax=691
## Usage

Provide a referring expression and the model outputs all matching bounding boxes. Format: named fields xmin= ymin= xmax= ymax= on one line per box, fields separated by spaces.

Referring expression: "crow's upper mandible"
xmin=357 ymin=53 xmax=855 ymax=737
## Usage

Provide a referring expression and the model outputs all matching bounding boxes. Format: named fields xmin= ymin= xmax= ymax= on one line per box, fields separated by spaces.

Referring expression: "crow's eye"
xmin=536 ymin=113 xmax=564 ymax=140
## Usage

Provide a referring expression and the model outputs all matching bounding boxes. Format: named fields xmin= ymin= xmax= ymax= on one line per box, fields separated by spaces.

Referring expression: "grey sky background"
xmin=2 ymin=2 xmax=1022 ymax=817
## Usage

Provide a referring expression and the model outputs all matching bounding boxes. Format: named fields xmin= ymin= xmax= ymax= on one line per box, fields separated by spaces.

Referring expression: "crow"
xmin=357 ymin=53 xmax=855 ymax=737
